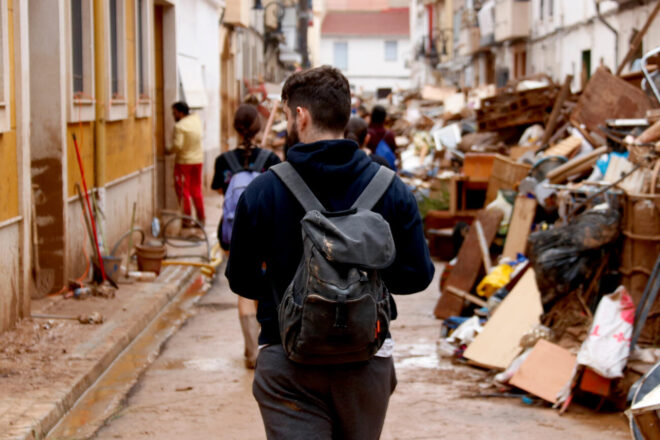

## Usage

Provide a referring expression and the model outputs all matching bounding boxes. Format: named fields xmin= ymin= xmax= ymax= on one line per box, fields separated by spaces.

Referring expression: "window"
xmin=334 ymin=42 xmax=347 ymax=70
xmin=106 ymin=0 xmax=127 ymax=120
xmin=539 ymin=0 xmax=544 ymax=20
xmin=137 ymin=0 xmax=145 ymax=96
xmin=135 ymin=0 xmax=153 ymax=117
xmin=68 ymin=0 xmax=95 ymax=122
xmin=0 ymin=0 xmax=9 ymax=132
xmin=110 ymin=0 xmax=119 ymax=95
xmin=71 ymin=0 xmax=84 ymax=94
xmin=385 ymin=41 xmax=397 ymax=62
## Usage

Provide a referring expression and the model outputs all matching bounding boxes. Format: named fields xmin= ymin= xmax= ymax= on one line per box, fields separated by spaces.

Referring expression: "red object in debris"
xmin=579 ymin=367 xmax=611 ymax=397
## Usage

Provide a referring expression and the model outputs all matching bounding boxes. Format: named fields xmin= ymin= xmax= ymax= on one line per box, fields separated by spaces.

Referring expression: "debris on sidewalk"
xmin=359 ymin=51 xmax=660 ymax=419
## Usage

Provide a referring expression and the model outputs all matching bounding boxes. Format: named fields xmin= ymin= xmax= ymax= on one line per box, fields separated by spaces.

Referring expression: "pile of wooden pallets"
xmin=476 ymin=86 xmax=560 ymax=132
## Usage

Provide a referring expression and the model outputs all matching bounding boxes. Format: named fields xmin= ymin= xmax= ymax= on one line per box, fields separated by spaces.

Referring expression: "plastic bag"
xmin=447 ymin=316 xmax=483 ymax=345
xmin=576 ymin=286 xmax=635 ymax=379
xmin=476 ymin=263 xmax=513 ymax=298
xmin=528 ymin=205 xmax=621 ymax=307
xmin=486 ymin=191 xmax=513 ymax=235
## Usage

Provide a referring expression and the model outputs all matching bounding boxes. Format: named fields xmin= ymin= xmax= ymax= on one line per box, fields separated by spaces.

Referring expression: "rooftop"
xmin=321 ymin=8 xmax=410 ymax=37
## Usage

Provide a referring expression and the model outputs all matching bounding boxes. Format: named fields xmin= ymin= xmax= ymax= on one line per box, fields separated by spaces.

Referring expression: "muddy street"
xmin=84 ymin=262 xmax=629 ymax=440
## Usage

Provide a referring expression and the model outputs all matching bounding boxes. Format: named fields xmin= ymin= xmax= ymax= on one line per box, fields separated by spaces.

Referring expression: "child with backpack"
xmin=211 ymin=104 xmax=280 ymax=368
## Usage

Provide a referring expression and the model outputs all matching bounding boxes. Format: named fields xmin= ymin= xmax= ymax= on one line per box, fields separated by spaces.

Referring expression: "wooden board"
xmin=571 ymin=67 xmax=652 ymax=134
xmin=463 ymin=269 xmax=543 ymax=370
xmin=543 ymin=135 xmax=581 ymax=158
xmin=433 ymin=209 xmax=504 ymax=319
xmin=502 ymin=195 xmax=537 ymax=260
xmin=509 ymin=339 xmax=577 ymax=403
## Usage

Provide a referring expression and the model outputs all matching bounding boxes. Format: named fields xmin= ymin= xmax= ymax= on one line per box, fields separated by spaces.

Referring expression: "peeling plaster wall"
xmin=65 ymin=168 xmax=155 ymax=280
xmin=0 ymin=224 xmax=20 ymax=332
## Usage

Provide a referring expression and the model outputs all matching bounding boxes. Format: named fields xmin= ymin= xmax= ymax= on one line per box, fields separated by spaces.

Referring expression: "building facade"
xmin=0 ymin=0 xmax=225 ymax=333
xmin=412 ymin=0 xmax=660 ymax=91
xmin=320 ymin=7 xmax=412 ymax=93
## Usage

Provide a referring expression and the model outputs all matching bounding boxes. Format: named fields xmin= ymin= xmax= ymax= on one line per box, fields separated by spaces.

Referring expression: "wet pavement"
xmin=68 ymin=253 xmax=629 ymax=439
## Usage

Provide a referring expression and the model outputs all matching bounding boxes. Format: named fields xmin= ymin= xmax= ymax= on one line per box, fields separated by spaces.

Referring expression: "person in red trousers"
xmin=168 ymin=101 xmax=205 ymax=228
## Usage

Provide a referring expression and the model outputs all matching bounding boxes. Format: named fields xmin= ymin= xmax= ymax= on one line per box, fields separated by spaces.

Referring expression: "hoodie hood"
xmin=284 ymin=139 xmax=378 ymax=211
xmin=287 ymin=139 xmax=374 ymax=180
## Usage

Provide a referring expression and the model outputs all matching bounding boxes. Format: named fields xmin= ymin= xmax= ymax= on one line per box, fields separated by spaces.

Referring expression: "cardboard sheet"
xmin=463 ymin=269 xmax=543 ymax=370
xmin=509 ymin=339 xmax=577 ymax=403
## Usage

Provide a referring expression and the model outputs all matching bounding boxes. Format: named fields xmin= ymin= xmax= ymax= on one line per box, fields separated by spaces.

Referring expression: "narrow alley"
xmin=1 ymin=0 xmax=660 ymax=439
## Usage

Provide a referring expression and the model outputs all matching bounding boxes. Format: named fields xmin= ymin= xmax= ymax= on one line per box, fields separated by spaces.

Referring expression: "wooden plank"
xmin=433 ymin=209 xmax=504 ymax=319
xmin=502 ymin=195 xmax=537 ymax=260
xmin=546 ymin=146 xmax=608 ymax=183
xmin=539 ymin=74 xmax=573 ymax=148
xmin=616 ymin=0 xmax=660 ymax=75
xmin=446 ymin=286 xmax=488 ymax=308
xmin=571 ymin=67 xmax=652 ymax=134
xmin=637 ymin=120 xmax=660 ymax=144
xmin=509 ymin=339 xmax=577 ymax=403
xmin=474 ymin=220 xmax=492 ymax=273
xmin=463 ymin=269 xmax=543 ymax=370
xmin=543 ymin=135 xmax=581 ymax=158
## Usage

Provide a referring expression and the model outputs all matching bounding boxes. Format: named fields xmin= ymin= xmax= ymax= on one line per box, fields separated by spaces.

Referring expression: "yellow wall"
xmin=66 ymin=123 xmax=95 ymax=197
xmin=66 ymin=0 xmax=153 ymax=191
xmin=0 ymin=0 xmax=18 ymax=222
xmin=106 ymin=117 xmax=152 ymax=182
xmin=106 ymin=0 xmax=153 ymax=183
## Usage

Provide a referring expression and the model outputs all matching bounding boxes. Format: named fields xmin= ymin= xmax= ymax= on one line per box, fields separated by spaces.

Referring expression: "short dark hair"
xmin=281 ymin=65 xmax=351 ymax=133
xmin=344 ymin=117 xmax=368 ymax=145
xmin=172 ymin=101 xmax=190 ymax=115
xmin=371 ymin=105 xmax=387 ymax=125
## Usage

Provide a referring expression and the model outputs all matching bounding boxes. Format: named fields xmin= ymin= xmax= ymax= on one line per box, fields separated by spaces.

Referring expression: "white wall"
xmin=528 ymin=0 xmax=660 ymax=89
xmin=320 ymin=36 xmax=412 ymax=92
xmin=176 ymin=0 xmax=220 ymax=154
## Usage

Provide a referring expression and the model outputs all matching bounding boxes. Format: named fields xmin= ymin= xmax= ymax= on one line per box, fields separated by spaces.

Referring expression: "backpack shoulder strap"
xmin=225 ymin=150 xmax=245 ymax=174
xmin=351 ymin=166 xmax=396 ymax=211
xmin=250 ymin=149 xmax=270 ymax=172
xmin=271 ymin=162 xmax=325 ymax=212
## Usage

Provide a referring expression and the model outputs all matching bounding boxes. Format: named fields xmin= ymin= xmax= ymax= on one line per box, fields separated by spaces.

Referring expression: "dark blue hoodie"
xmin=226 ymin=139 xmax=435 ymax=345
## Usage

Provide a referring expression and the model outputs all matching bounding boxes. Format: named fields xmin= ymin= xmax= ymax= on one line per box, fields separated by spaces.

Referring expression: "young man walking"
xmin=168 ymin=101 xmax=205 ymax=227
xmin=226 ymin=66 xmax=434 ymax=440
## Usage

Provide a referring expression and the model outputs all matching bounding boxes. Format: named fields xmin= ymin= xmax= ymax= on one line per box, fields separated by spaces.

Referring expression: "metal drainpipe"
xmin=595 ymin=0 xmax=619 ymax=68
xmin=93 ymin=0 xmax=107 ymax=249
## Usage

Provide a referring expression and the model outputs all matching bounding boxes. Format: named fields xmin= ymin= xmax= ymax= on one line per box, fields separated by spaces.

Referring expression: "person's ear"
xmin=296 ymin=106 xmax=310 ymax=133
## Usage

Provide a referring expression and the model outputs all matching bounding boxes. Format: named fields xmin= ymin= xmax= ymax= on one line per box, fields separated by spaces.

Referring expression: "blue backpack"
xmin=375 ymin=138 xmax=397 ymax=171
xmin=221 ymin=149 xmax=269 ymax=247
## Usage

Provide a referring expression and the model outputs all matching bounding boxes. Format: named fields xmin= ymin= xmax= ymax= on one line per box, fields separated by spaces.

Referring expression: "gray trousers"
xmin=252 ymin=344 xmax=397 ymax=440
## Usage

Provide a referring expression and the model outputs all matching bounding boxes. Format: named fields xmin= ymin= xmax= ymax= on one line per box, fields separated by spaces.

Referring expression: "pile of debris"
xmin=377 ymin=52 xmax=660 ymax=426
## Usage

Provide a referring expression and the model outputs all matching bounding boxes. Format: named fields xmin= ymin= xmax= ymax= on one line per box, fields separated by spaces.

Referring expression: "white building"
xmin=527 ymin=0 xmax=660 ymax=91
xmin=320 ymin=8 xmax=412 ymax=93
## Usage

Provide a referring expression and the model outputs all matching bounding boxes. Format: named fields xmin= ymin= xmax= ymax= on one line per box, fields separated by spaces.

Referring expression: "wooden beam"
xmin=474 ymin=220 xmax=492 ymax=274
xmin=616 ymin=0 xmax=660 ymax=76
xmin=539 ymin=75 xmax=573 ymax=149
xmin=446 ymin=286 xmax=488 ymax=308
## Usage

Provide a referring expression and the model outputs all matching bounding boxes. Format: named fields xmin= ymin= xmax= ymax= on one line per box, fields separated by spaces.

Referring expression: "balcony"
xmin=224 ymin=0 xmax=252 ymax=27
xmin=494 ymin=0 xmax=530 ymax=43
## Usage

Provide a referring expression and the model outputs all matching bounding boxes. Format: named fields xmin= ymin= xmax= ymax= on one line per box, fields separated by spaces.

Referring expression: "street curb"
xmin=4 ymin=266 xmax=198 ymax=440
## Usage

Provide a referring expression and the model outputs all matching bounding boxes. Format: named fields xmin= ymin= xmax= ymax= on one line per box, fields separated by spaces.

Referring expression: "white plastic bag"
xmin=576 ymin=286 xmax=635 ymax=378
xmin=447 ymin=316 xmax=483 ymax=345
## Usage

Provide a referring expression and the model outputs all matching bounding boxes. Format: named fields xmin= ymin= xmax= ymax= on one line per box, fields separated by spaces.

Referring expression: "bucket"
xmin=135 ymin=243 xmax=167 ymax=275
xmin=102 ymin=255 xmax=123 ymax=279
